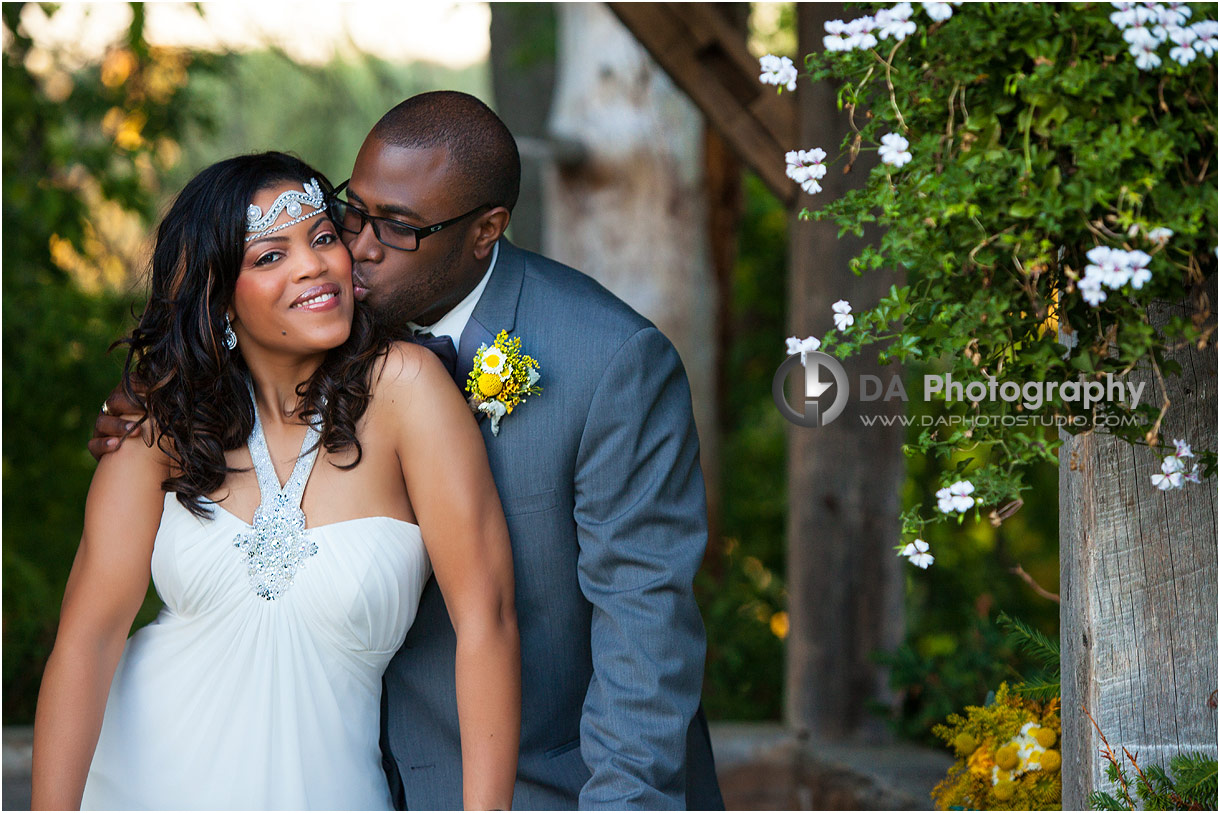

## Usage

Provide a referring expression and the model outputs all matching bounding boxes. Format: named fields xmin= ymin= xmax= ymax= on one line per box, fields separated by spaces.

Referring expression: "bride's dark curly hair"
xmin=116 ymin=152 xmax=389 ymax=518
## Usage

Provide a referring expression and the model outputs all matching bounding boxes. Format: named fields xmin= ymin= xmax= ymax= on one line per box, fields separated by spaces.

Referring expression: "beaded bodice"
xmin=231 ymin=400 xmax=323 ymax=600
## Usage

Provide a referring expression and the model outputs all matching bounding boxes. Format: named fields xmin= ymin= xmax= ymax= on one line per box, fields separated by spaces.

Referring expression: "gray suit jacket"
xmin=380 ymin=238 xmax=723 ymax=810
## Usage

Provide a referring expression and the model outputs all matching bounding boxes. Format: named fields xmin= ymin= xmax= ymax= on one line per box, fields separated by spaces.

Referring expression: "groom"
xmin=95 ymin=90 xmax=723 ymax=810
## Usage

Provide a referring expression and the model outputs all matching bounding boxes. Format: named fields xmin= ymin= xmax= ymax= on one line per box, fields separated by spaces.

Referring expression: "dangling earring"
xmin=223 ymin=314 xmax=238 ymax=350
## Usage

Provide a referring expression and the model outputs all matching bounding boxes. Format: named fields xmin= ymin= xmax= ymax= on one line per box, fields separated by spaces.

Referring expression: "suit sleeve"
xmin=573 ymin=326 xmax=709 ymax=810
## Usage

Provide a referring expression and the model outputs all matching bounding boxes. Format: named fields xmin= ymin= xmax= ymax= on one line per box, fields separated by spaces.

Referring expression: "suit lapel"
xmin=457 ymin=237 xmax=525 ymax=383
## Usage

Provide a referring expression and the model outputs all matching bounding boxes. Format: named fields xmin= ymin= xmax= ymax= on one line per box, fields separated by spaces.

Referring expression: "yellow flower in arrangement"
xmin=930 ymin=683 xmax=1062 ymax=811
xmin=465 ymin=330 xmax=542 ymax=436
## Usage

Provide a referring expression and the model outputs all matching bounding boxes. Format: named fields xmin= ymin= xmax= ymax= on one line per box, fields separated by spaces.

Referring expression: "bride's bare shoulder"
xmin=370 ymin=341 xmax=459 ymax=407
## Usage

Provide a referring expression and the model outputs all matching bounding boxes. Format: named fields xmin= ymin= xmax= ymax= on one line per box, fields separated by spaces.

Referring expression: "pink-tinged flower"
xmin=1173 ymin=438 xmax=1194 ymax=458
xmin=759 ymin=54 xmax=799 ymax=92
xmin=878 ymin=132 xmax=912 ymax=167
xmin=832 ymin=299 xmax=854 ymax=331
xmin=876 ymin=3 xmax=917 ymax=41
xmin=1147 ymin=226 xmax=1174 ymax=244
xmin=1192 ymin=20 xmax=1218 ymax=57
xmin=1128 ymin=37 xmax=1163 ymax=70
xmin=1126 ymin=18 xmax=1170 ymax=42
xmin=901 ymin=538 xmax=934 ymax=569
xmin=1152 ymin=454 xmax=1185 ymax=490
xmin=1156 ymin=2 xmax=1192 ymax=27
xmin=785 ymin=335 xmax=821 ymax=365
xmin=936 ymin=480 xmax=975 ymax=513
xmin=786 ymin=148 xmax=828 ymax=195
xmin=1078 ymin=273 xmax=1108 ymax=307
xmin=922 ymin=2 xmax=954 ymax=22
xmin=1110 ymin=1 xmax=1145 ymax=28
xmin=1085 ymin=246 xmax=1132 ymax=290
xmin=1168 ymin=24 xmax=1199 ymax=64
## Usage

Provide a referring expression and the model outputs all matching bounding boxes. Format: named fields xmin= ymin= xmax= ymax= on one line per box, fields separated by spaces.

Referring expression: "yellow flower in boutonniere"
xmin=465 ymin=330 xmax=542 ymax=436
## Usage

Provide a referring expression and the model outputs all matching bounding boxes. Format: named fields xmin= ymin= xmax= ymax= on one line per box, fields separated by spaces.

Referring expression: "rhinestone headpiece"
xmin=245 ymin=178 xmax=326 ymax=242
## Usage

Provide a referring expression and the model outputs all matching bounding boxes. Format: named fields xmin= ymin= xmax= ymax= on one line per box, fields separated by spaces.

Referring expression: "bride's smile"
xmin=231 ymin=181 xmax=354 ymax=359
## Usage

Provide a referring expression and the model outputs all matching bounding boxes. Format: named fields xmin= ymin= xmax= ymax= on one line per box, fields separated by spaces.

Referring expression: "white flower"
xmin=1168 ymin=24 xmax=1199 ymax=64
xmin=786 ymin=148 xmax=828 ymax=195
xmin=823 ymin=15 xmax=881 ymax=52
xmin=786 ymin=335 xmax=821 ymax=365
xmin=1156 ymin=2 xmax=1192 ymax=27
xmin=1130 ymin=39 xmax=1164 ymax=69
xmin=936 ymin=480 xmax=975 ymax=513
xmin=1078 ymin=273 xmax=1108 ymax=306
xmin=1129 ymin=264 xmax=1152 ymax=289
xmin=526 ymin=366 xmax=540 ymax=388
xmin=1110 ymin=1 xmax=1143 ymax=28
xmin=1085 ymin=245 xmax=1131 ymax=289
xmin=832 ymin=299 xmax=854 ymax=331
xmin=477 ymin=398 xmax=508 ymax=436
xmin=1124 ymin=22 xmax=1168 ymax=45
xmin=876 ymin=3 xmax=917 ymax=41
xmin=848 ymin=32 xmax=879 ymax=51
xmin=1184 ymin=463 xmax=1202 ymax=484
xmin=759 ymin=54 xmax=798 ymax=92
xmin=1192 ymin=20 xmax=1217 ymax=56
xmin=1173 ymin=438 xmax=1194 ymax=458
xmin=878 ymin=132 xmax=912 ymax=167
xmin=1122 ymin=249 xmax=1152 ymax=289
xmin=1147 ymin=226 xmax=1174 ymax=243
xmin=922 ymin=2 xmax=954 ymax=22
xmin=901 ymin=538 xmax=934 ymax=569
xmin=823 ymin=34 xmax=852 ymax=52
xmin=479 ymin=345 xmax=507 ymax=375
xmin=1152 ymin=454 xmax=1185 ymax=490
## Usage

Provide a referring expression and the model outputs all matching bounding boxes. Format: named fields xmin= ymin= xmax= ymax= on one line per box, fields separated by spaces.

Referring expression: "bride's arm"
xmin=379 ymin=342 xmax=520 ymax=811
xmin=31 ymin=425 xmax=167 ymax=810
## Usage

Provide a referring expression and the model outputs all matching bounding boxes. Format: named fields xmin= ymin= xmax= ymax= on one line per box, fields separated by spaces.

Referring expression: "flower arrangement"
xmin=930 ymin=682 xmax=1062 ymax=810
xmin=464 ymin=330 xmax=542 ymax=436
xmin=760 ymin=1 xmax=1218 ymax=561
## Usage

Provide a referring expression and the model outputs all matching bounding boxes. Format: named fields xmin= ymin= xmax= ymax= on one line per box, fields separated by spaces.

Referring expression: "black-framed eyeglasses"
xmin=328 ymin=180 xmax=491 ymax=252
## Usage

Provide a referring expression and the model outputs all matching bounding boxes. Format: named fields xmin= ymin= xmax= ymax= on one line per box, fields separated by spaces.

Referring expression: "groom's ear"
xmin=472 ymin=207 xmax=510 ymax=260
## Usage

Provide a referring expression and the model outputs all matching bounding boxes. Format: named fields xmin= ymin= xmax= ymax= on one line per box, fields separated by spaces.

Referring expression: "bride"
xmin=30 ymin=152 xmax=520 ymax=810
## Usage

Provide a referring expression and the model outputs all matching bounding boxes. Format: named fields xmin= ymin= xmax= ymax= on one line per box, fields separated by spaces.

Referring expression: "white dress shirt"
xmin=406 ymin=241 xmax=499 ymax=348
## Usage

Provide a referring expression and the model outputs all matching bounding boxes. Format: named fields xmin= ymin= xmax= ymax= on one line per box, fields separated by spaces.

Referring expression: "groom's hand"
xmin=88 ymin=384 xmax=144 ymax=461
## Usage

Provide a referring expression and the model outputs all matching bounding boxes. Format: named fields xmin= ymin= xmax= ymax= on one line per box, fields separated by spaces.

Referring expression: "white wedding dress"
xmin=81 ymin=402 xmax=431 ymax=810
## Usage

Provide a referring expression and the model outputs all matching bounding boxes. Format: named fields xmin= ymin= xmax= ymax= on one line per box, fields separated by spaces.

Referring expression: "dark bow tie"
xmin=412 ymin=331 xmax=460 ymax=386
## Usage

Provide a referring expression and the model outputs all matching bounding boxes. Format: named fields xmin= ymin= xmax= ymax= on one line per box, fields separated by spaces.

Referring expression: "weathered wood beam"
xmin=608 ymin=2 xmax=797 ymax=207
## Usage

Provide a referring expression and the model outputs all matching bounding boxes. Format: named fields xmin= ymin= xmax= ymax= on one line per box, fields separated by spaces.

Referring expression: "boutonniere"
xmin=465 ymin=330 xmax=542 ymax=436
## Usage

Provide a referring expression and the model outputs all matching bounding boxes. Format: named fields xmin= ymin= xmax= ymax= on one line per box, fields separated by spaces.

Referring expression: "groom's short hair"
xmin=371 ymin=91 xmax=521 ymax=214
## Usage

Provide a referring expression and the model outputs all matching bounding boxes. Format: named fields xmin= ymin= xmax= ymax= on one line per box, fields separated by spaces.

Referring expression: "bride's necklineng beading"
xmin=231 ymin=389 xmax=324 ymax=601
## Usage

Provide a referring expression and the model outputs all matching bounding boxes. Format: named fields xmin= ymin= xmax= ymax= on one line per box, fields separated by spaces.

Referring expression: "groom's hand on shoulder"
xmin=88 ymin=383 xmax=145 ymax=462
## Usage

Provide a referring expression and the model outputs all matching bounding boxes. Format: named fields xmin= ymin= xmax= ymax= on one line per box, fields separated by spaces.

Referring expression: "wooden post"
xmin=784 ymin=3 xmax=907 ymax=741
xmin=1060 ymin=300 xmax=1218 ymax=806
xmin=543 ymin=2 xmax=720 ymax=538
xmin=489 ymin=4 xmax=557 ymax=254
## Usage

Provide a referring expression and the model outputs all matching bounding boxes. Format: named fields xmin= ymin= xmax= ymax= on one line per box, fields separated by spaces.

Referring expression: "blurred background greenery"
xmin=3 ymin=3 xmax=1058 ymax=745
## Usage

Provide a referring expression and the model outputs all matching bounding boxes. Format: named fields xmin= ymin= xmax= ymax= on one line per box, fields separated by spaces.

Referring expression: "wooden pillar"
xmin=543 ymin=2 xmax=720 ymax=537
xmin=785 ymin=3 xmax=907 ymax=741
xmin=1060 ymin=300 xmax=1218 ymax=806
xmin=489 ymin=3 xmax=556 ymax=254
